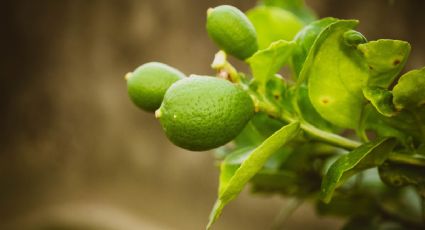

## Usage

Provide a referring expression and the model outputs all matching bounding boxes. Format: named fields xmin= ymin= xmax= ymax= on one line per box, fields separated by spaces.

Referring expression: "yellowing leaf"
xmin=303 ymin=20 xmax=369 ymax=129
xmin=358 ymin=39 xmax=411 ymax=88
xmin=393 ymin=67 xmax=425 ymax=110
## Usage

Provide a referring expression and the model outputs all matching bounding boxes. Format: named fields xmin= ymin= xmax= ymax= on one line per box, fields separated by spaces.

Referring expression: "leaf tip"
xmin=206 ymin=200 xmax=224 ymax=230
xmin=320 ymin=194 xmax=332 ymax=204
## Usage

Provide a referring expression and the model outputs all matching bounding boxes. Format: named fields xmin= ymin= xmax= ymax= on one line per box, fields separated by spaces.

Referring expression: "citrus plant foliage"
xmin=126 ymin=0 xmax=425 ymax=229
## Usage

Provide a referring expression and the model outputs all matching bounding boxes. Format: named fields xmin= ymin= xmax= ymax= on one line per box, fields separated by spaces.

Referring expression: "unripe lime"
xmin=206 ymin=5 xmax=258 ymax=60
xmin=156 ymin=75 xmax=254 ymax=151
xmin=126 ymin=62 xmax=185 ymax=112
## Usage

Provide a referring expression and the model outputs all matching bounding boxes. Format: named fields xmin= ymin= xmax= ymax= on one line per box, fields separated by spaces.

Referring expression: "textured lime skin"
xmin=127 ymin=62 xmax=185 ymax=112
xmin=157 ymin=76 xmax=254 ymax=151
xmin=206 ymin=5 xmax=258 ymax=60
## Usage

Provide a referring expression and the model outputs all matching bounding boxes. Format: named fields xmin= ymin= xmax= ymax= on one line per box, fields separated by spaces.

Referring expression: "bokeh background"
xmin=1 ymin=0 xmax=425 ymax=229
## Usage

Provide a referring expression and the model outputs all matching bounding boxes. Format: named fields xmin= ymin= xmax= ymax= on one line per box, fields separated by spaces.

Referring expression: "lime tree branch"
xmin=254 ymin=95 xmax=361 ymax=150
xmin=387 ymin=152 xmax=425 ymax=167
xmin=255 ymin=96 xmax=425 ymax=169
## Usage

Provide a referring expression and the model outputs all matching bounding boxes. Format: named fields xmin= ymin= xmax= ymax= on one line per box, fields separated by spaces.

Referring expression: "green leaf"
xmin=296 ymin=85 xmax=340 ymax=132
xmin=358 ymin=39 xmax=411 ymax=88
xmin=363 ymin=105 xmax=422 ymax=145
xmin=250 ymin=112 xmax=288 ymax=138
xmin=292 ymin=17 xmax=338 ymax=77
xmin=393 ymin=67 xmax=425 ymax=110
xmin=247 ymin=40 xmax=296 ymax=86
xmin=304 ymin=20 xmax=370 ymax=129
xmin=250 ymin=169 xmax=299 ymax=195
xmin=379 ymin=162 xmax=425 ymax=188
xmin=252 ymin=142 xmax=337 ymax=197
xmin=207 ymin=122 xmax=300 ymax=229
xmin=218 ymin=147 xmax=254 ymax=194
xmin=232 ymin=121 xmax=266 ymax=148
xmin=320 ymin=137 xmax=397 ymax=203
xmin=262 ymin=0 xmax=316 ymax=23
xmin=247 ymin=6 xmax=304 ymax=49
xmin=317 ymin=192 xmax=380 ymax=218
xmin=363 ymin=86 xmax=396 ymax=117
xmin=224 ymin=148 xmax=298 ymax=195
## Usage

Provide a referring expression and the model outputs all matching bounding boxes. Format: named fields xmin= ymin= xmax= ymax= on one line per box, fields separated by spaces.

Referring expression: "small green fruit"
xmin=156 ymin=75 xmax=254 ymax=151
xmin=206 ymin=5 xmax=258 ymax=60
xmin=343 ymin=30 xmax=367 ymax=46
xmin=126 ymin=62 xmax=185 ymax=112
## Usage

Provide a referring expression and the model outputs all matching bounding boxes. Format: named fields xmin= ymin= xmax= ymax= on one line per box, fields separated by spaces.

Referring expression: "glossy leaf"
xmin=304 ymin=20 xmax=369 ymax=129
xmin=358 ymin=39 xmax=411 ymax=88
xmin=292 ymin=17 xmax=338 ymax=77
xmin=207 ymin=122 xmax=300 ymax=229
xmin=247 ymin=6 xmax=304 ymax=49
xmin=223 ymin=149 xmax=296 ymax=195
xmin=247 ymin=40 xmax=296 ymax=86
xmin=320 ymin=137 xmax=397 ymax=203
xmin=363 ymin=86 xmax=396 ymax=117
xmin=218 ymin=147 xmax=254 ymax=194
xmin=393 ymin=67 xmax=425 ymax=110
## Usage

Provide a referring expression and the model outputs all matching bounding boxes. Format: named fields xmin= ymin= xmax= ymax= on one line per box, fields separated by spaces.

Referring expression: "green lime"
xmin=156 ymin=75 xmax=254 ymax=151
xmin=126 ymin=62 xmax=185 ymax=112
xmin=206 ymin=5 xmax=258 ymax=60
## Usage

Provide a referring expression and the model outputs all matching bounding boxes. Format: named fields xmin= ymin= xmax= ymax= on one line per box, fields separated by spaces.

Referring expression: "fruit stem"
xmin=154 ymin=109 xmax=162 ymax=118
xmin=211 ymin=51 xmax=240 ymax=83
xmin=207 ymin=8 xmax=214 ymax=17
xmin=260 ymin=95 xmax=425 ymax=165
xmin=124 ymin=72 xmax=132 ymax=81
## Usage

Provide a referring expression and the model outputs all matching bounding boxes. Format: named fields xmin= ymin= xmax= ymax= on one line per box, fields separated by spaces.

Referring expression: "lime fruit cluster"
xmin=206 ymin=5 xmax=258 ymax=60
xmin=156 ymin=75 xmax=254 ymax=151
xmin=126 ymin=62 xmax=185 ymax=112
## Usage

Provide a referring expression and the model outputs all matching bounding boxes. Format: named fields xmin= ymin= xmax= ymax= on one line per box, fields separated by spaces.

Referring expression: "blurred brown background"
xmin=1 ymin=0 xmax=424 ymax=229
